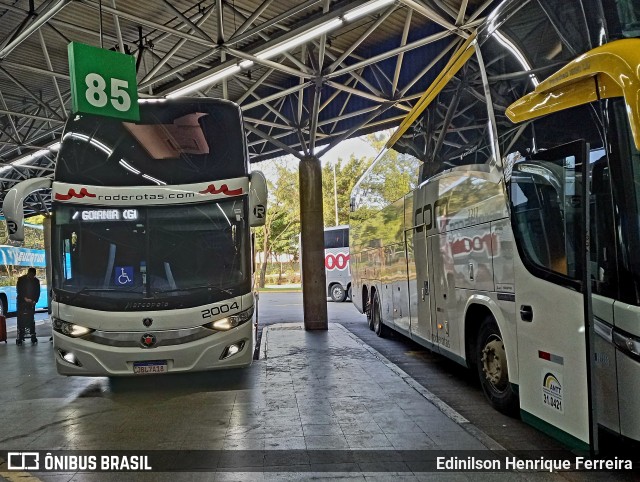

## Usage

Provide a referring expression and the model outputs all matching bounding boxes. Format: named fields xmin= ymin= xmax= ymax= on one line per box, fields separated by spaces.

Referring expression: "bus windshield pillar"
xmin=299 ymin=155 xmax=328 ymax=330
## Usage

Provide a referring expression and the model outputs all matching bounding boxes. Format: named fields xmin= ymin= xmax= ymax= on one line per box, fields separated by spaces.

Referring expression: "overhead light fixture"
xmin=166 ymin=64 xmax=242 ymax=98
xmin=167 ymin=19 xmax=342 ymax=98
xmin=166 ymin=0 xmax=396 ymax=99
xmin=256 ymin=19 xmax=343 ymax=60
xmin=0 ymin=141 xmax=60 ymax=175
xmin=344 ymin=0 xmax=395 ymax=21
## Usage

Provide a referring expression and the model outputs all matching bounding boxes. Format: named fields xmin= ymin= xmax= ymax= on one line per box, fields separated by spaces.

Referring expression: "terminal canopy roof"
xmin=0 ymin=0 xmax=491 ymax=213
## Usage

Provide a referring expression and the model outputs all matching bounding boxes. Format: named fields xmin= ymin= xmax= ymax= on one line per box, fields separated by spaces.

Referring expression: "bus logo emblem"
xmin=199 ymin=183 xmax=243 ymax=196
xmin=143 ymin=318 xmax=153 ymax=327
xmin=141 ymin=333 xmax=156 ymax=348
xmin=55 ymin=187 xmax=96 ymax=201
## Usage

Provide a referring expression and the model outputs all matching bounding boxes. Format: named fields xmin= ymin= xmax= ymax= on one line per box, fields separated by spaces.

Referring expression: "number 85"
xmin=85 ymin=73 xmax=131 ymax=112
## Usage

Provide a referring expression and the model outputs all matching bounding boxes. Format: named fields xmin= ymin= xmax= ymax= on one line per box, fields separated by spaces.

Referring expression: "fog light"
xmin=57 ymin=349 xmax=82 ymax=367
xmin=220 ymin=341 xmax=245 ymax=360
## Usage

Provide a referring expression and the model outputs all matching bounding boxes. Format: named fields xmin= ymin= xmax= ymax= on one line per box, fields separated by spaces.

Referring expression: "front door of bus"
xmin=509 ymin=140 xmax=592 ymax=450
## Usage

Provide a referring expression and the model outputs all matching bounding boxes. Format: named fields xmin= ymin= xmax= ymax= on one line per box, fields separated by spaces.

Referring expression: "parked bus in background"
xmin=3 ymin=98 xmax=267 ymax=376
xmin=350 ymin=0 xmax=640 ymax=449
xmin=0 ymin=221 xmax=48 ymax=315
xmin=324 ymin=225 xmax=350 ymax=302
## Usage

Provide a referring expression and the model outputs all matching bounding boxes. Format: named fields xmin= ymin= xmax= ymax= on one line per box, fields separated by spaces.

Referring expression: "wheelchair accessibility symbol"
xmin=115 ymin=266 xmax=134 ymax=286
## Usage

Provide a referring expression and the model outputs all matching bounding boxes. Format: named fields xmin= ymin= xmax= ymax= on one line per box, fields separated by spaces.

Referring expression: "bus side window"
xmin=590 ymin=156 xmax=618 ymax=298
xmin=510 ymin=159 xmax=580 ymax=281
xmin=63 ymin=238 xmax=73 ymax=280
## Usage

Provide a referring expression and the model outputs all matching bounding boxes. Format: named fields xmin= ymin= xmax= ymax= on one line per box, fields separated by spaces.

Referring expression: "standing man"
xmin=16 ymin=267 xmax=40 ymax=345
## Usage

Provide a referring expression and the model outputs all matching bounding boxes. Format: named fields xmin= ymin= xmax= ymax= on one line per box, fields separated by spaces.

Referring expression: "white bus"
xmin=324 ymin=225 xmax=350 ymax=302
xmin=3 ymin=98 xmax=267 ymax=376
xmin=350 ymin=0 xmax=640 ymax=449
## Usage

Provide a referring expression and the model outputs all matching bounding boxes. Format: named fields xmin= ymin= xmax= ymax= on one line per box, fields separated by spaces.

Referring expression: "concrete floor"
xmin=0 ymin=299 xmax=636 ymax=481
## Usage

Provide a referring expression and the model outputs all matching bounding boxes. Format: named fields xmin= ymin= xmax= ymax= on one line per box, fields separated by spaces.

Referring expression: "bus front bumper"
xmin=53 ymin=322 xmax=254 ymax=376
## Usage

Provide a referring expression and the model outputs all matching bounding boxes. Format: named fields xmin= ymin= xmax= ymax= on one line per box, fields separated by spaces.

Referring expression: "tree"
xmin=349 ymin=131 xmax=421 ymax=251
xmin=321 ymin=154 xmax=373 ymax=227
xmin=254 ymin=161 xmax=300 ymax=288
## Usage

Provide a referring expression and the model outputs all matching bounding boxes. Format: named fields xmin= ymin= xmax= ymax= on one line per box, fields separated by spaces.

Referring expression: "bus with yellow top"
xmin=350 ymin=0 xmax=640 ymax=450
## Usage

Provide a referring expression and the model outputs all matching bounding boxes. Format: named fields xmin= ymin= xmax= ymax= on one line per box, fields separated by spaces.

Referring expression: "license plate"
xmin=133 ymin=360 xmax=167 ymax=375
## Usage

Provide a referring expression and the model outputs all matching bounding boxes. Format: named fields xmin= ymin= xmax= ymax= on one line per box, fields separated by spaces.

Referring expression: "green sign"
xmin=68 ymin=42 xmax=139 ymax=121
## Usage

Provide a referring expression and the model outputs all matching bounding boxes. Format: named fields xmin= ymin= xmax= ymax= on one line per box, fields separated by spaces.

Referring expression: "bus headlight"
xmin=205 ymin=307 xmax=254 ymax=331
xmin=613 ymin=329 xmax=640 ymax=362
xmin=52 ymin=318 xmax=94 ymax=338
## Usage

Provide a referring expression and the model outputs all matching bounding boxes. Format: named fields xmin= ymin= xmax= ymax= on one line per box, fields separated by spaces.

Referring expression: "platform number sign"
xmin=68 ymin=42 xmax=139 ymax=121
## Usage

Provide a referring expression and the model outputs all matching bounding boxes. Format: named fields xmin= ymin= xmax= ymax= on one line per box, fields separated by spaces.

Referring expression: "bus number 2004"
xmin=201 ymin=302 xmax=240 ymax=319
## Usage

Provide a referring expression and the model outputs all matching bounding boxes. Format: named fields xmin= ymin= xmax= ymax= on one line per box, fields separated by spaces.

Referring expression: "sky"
xmin=321 ymin=136 xmax=378 ymax=165
xmin=251 ymin=132 xmax=387 ymax=182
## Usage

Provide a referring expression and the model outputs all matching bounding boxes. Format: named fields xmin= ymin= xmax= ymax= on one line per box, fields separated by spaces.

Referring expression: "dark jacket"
xmin=17 ymin=274 xmax=40 ymax=311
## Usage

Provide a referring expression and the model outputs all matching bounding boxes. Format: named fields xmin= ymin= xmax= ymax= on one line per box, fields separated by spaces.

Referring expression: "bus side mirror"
xmin=2 ymin=178 xmax=52 ymax=242
xmin=249 ymin=170 xmax=267 ymax=227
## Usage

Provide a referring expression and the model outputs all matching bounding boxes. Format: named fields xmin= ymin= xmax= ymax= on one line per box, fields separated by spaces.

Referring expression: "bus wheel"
xmin=330 ymin=284 xmax=346 ymax=302
xmin=366 ymin=300 xmax=374 ymax=330
xmin=476 ymin=317 xmax=518 ymax=415
xmin=372 ymin=292 xmax=388 ymax=338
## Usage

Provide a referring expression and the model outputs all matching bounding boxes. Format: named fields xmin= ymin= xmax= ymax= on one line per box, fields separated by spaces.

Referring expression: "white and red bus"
xmin=324 ymin=225 xmax=350 ymax=302
xmin=3 ymin=98 xmax=267 ymax=376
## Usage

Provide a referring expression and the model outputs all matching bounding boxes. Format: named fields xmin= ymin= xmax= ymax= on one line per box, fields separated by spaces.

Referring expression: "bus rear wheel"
xmin=476 ymin=317 xmax=518 ymax=415
xmin=330 ymin=284 xmax=347 ymax=302
xmin=371 ymin=292 xmax=389 ymax=338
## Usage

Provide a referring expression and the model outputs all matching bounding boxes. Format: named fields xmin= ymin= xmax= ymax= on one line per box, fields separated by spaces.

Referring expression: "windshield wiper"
xmin=151 ymin=285 xmax=233 ymax=297
xmin=64 ymin=287 xmax=140 ymax=304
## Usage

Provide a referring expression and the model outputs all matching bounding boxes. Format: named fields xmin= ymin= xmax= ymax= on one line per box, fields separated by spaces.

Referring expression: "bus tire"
xmin=371 ymin=292 xmax=389 ymax=338
xmin=330 ymin=284 xmax=346 ymax=302
xmin=0 ymin=295 xmax=7 ymax=317
xmin=367 ymin=299 xmax=375 ymax=330
xmin=476 ymin=317 xmax=518 ymax=415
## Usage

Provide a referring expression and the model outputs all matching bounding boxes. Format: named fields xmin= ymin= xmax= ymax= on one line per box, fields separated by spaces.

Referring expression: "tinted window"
xmin=52 ymin=200 xmax=249 ymax=311
xmin=55 ymin=99 xmax=247 ymax=186
xmin=510 ymin=155 xmax=582 ymax=280
xmin=324 ymin=228 xmax=348 ymax=249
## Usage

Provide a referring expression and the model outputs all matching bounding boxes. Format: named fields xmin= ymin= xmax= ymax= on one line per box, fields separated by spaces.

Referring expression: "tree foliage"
xmin=321 ymin=154 xmax=373 ymax=227
xmin=0 ymin=215 xmax=46 ymax=248
xmin=255 ymin=133 xmax=407 ymax=286
xmin=254 ymin=161 xmax=301 ymax=287
xmin=349 ymin=133 xmax=422 ymax=250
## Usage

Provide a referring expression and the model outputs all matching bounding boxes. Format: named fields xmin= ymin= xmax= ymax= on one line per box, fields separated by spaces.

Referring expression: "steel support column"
xmin=299 ymin=155 xmax=327 ymax=330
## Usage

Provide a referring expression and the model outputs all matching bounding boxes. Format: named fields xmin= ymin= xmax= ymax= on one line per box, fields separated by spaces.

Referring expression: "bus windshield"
xmin=52 ymin=199 xmax=249 ymax=310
